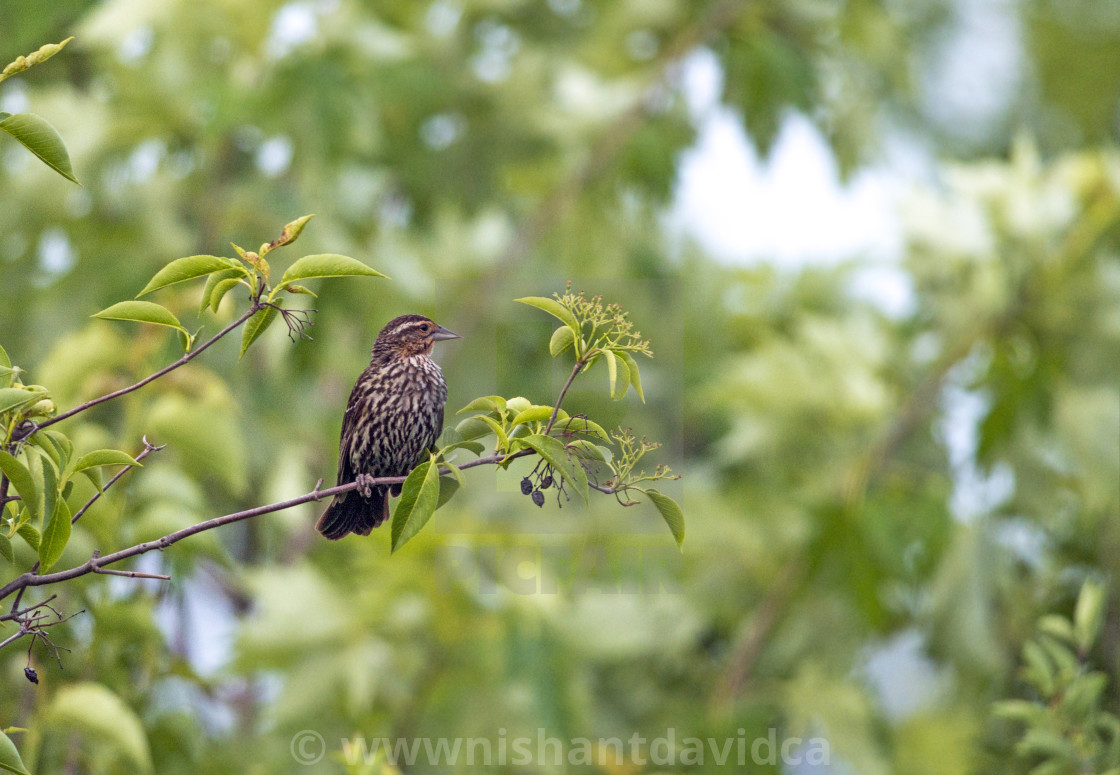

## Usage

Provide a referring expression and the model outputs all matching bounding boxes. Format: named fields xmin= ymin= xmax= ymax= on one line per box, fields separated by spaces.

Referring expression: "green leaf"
xmin=990 ymin=699 xmax=1043 ymax=723
xmin=618 ymin=350 xmax=645 ymax=403
xmin=1074 ymin=578 xmax=1106 ymax=652
xmin=549 ymin=325 xmax=576 ymax=357
xmin=0 ymin=387 xmax=46 ymax=416
xmin=72 ymin=449 xmax=141 ymax=475
xmin=0 ymin=344 xmax=8 ymax=371
xmin=42 ymin=430 xmax=73 ymax=471
xmin=566 ymin=438 xmax=610 ymax=462
xmin=262 ymin=214 xmax=314 ymax=254
xmin=476 ymin=415 xmax=510 ymax=452
xmin=604 ymin=349 xmax=630 ymax=400
xmin=0 ymin=728 xmax=31 ymax=775
xmin=81 ymin=467 xmax=104 ymax=493
xmin=454 ymin=416 xmax=494 ymax=442
xmin=284 ymin=284 xmax=317 ymax=297
xmin=0 ymin=37 xmax=74 ymax=84
xmin=0 ymin=112 xmax=78 ymax=183
xmin=1022 ymin=640 xmax=1055 ymax=695
xmin=643 ymin=489 xmax=685 ymax=548
xmin=457 ymin=395 xmax=507 ymax=415
xmin=177 ymin=327 xmax=196 ymax=353
xmin=239 ymin=304 xmax=280 ymax=360
xmin=199 ymin=268 xmax=247 ymax=313
xmin=441 ymin=439 xmax=485 ymax=456
xmin=1015 ymin=728 xmax=1075 ymax=760
xmin=0 ymin=533 xmax=12 ymax=564
xmin=38 ymin=497 xmax=71 ymax=573
xmin=515 ymin=296 xmax=580 ymax=334
xmin=436 ymin=476 xmax=461 ymax=510
xmin=510 ymin=405 xmax=553 ymax=428
xmin=505 ymin=396 xmax=531 ymax=415
xmin=1059 ymin=672 xmax=1107 ymax=720
xmin=137 ymin=255 xmax=236 ymax=297
xmin=28 ymin=447 xmax=57 ymax=533
xmin=0 ymin=451 xmax=39 ymax=524
xmin=390 ymin=459 xmax=441 ymax=553
xmin=17 ymin=523 xmax=39 ymax=551
xmin=279 ymin=253 xmax=388 ymax=287
xmin=210 ymin=278 xmax=248 ymax=313
xmin=1037 ymin=615 xmax=1076 ymax=646
xmin=47 ymin=682 xmax=153 ymax=772
xmin=93 ymin=301 xmax=186 ymax=334
xmin=554 ymin=416 xmax=610 ymax=441
xmin=0 ymin=365 xmax=15 ymax=389
xmin=518 ymin=434 xmax=589 ymax=504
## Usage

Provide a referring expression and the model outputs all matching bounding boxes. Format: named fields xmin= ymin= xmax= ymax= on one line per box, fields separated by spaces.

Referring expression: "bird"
xmin=316 ymin=314 xmax=460 ymax=539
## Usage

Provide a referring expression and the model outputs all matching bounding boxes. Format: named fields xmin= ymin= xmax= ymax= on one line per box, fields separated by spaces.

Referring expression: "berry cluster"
xmin=520 ymin=459 xmax=567 ymax=508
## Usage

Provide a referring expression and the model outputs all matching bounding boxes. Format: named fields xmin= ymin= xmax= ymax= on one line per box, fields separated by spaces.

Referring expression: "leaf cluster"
xmin=518 ymin=285 xmax=651 ymax=402
xmin=92 ymin=214 xmax=385 ymax=357
xmin=0 ymin=343 xmax=139 ymax=576
xmin=993 ymin=580 xmax=1120 ymax=775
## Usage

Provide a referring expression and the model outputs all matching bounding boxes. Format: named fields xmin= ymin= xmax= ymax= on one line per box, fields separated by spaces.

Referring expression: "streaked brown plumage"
xmin=316 ymin=314 xmax=460 ymax=540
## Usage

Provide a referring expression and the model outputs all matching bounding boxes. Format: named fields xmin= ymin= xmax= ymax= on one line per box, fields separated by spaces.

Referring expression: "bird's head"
xmin=376 ymin=314 xmax=461 ymax=357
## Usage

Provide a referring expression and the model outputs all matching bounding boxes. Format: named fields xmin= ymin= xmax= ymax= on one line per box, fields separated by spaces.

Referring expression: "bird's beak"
xmin=431 ymin=325 xmax=462 ymax=341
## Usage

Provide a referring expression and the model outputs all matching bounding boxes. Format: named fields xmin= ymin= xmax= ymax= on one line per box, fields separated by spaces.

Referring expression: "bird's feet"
xmin=355 ymin=473 xmax=376 ymax=498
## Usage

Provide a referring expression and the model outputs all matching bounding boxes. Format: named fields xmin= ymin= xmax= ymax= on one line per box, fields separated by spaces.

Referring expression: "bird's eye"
xmin=419 ymin=323 xmax=430 ymax=332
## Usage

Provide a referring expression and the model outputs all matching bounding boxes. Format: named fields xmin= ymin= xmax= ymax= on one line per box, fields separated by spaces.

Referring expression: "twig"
xmin=14 ymin=304 xmax=262 ymax=441
xmin=0 ymin=629 xmax=24 ymax=650
xmin=92 ymin=568 xmax=171 ymax=580
xmin=0 ymin=594 xmax=57 ymax=624
xmin=0 ymin=596 xmax=82 ymax=657
xmin=544 ymin=361 xmax=584 ymax=435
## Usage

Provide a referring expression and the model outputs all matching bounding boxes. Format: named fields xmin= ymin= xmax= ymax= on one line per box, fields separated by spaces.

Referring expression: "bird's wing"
xmin=336 ymin=370 xmax=375 ymax=485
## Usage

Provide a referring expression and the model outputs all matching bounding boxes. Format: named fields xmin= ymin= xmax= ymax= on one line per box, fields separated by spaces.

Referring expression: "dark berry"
xmin=520 ymin=477 xmax=533 ymax=495
xmin=532 ymin=490 xmax=545 ymax=507
xmin=541 ymin=474 xmax=554 ymax=489
xmin=24 ymin=667 xmax=38 ymax=684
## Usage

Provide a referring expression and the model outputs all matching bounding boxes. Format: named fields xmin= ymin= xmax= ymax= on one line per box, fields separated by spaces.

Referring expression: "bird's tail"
xmin=315 ymin=486 xmax=389 ymax=540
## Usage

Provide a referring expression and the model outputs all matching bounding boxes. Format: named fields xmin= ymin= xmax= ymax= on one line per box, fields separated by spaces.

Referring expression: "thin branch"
xmin=72 ymin=437 xmax=165 ymax=527
xmin=92 ymin=567 xmax=171 ymax=580
xmin=0 ymin=629 xmax=24 ymax=650
xmin=15 ymin=304 xmax=262 ymax=441
xmin=711 ymin=556 xmax=806 ymax=710
xmin=0 ymin=448 xmax=538 ymax=604
xmin=544 ymin=361 xmax=584 ymax=435
xmin=0 ymin=594 xmax=57 ymax=624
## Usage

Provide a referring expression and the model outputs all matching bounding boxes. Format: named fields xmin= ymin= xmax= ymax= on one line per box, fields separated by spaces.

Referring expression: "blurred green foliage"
xmin=0 ymin=0 xmax=1118 ymax=773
